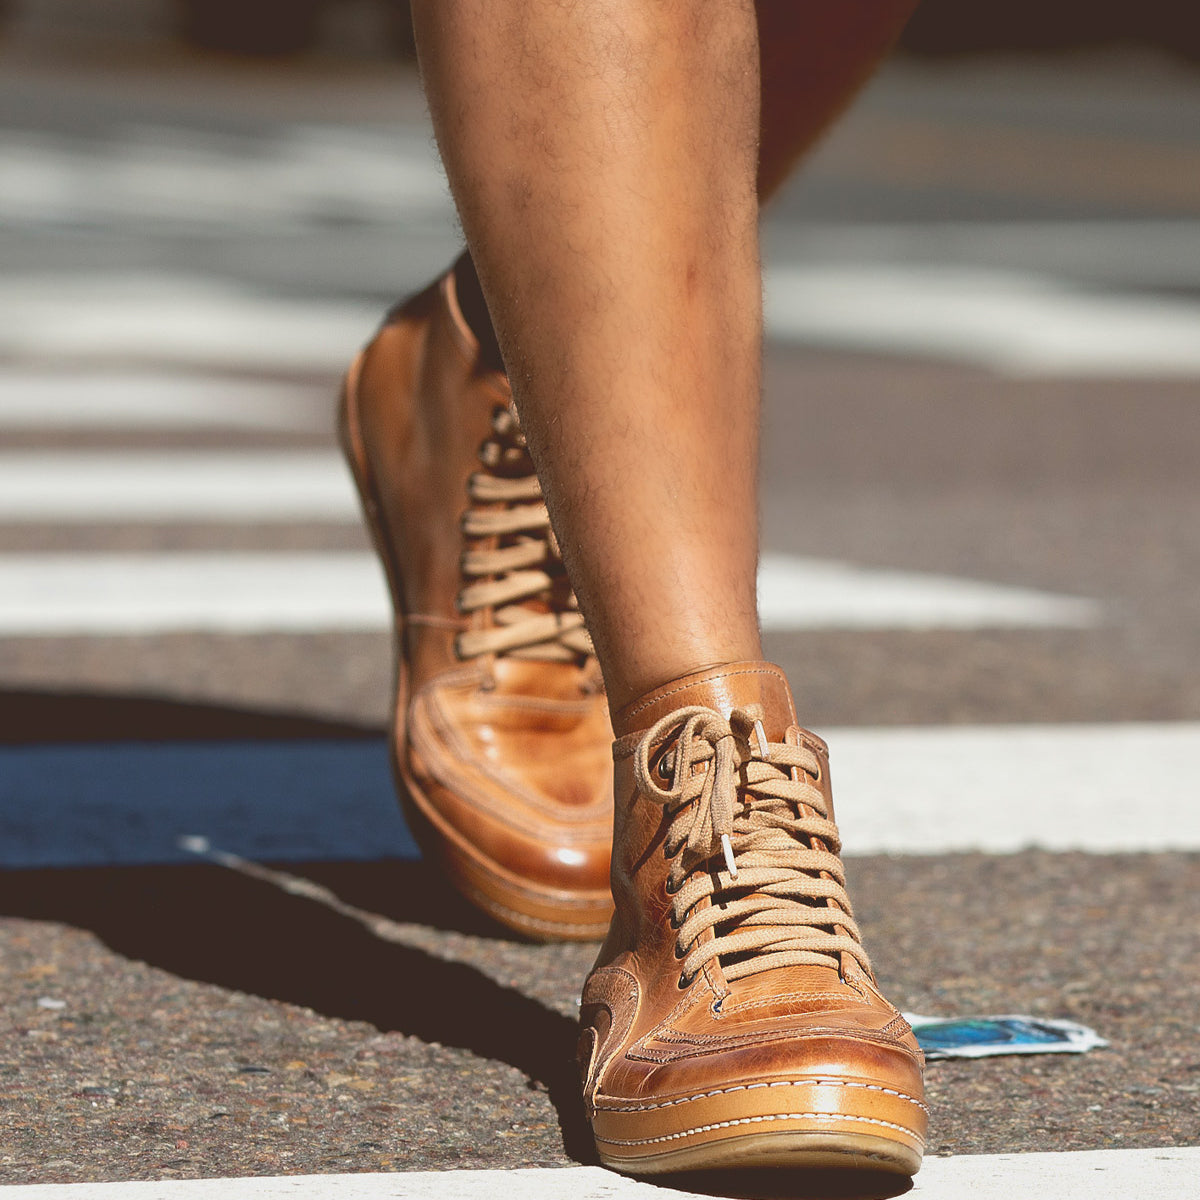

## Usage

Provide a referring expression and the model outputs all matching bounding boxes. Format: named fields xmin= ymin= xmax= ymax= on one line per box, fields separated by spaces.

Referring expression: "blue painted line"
xmin=0 ymin=739 xmax=420 ymax=868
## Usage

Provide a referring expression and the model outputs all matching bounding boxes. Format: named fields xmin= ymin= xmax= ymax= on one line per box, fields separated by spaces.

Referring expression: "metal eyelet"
xmin=677 ymin=971 xmax=695 ymax=990
xmin=673 ymin=940 xmax=687 ymax=961
xmin=664 ymin=874 xmax=681 ymax=895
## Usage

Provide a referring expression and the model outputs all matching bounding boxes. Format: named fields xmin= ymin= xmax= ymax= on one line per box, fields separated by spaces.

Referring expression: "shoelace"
xmin=632 ymin=705 xmax=871 ymax=984
xmin=454 ymin=404 xmax=594 ymax=664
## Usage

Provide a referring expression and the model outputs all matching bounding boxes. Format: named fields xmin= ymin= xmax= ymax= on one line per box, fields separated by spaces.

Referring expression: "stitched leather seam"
xmin=719 ymin=991 xmax=867 ymax=1014
xmin=880 ymin=1013 xmax=914 ymax=1038
xmin=633 ymin=973 xmax=713 ymax=1041
xmin=596 ymin=1078 xmax=929 ymax=1116
xmin=599 ymin=1110 xmax=925 ymax=1147
xmin=617 ymin=665 xmax=790 ymax=731
xmin=640 ymin=1019 xmax=896 ymax=1047
xmin=413 ymin=691 xmax=612 ymax=827
xmin=582 ymin=967 xmax=642 ymax=1099
xmin=583 ymin=965 xmax=641 ymax=1007
xmin=627 ymin=1024 xmax=923 ymax=1064
xmin=422 ymin=688 xmax=611 ymax=820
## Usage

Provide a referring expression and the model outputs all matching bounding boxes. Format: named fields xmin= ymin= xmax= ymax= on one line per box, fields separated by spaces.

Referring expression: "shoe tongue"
xmin=613 ymin=660 xmax=797 ymax=740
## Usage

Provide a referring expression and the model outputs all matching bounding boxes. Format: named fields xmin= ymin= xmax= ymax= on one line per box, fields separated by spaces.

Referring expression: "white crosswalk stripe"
xmin=3 ymin=122 xmax=1199 ymax=376
xmin=765 ymin=263 xmax=1200 ymax=377
xmin=2 ymin=264 xmax=1197 ymax=377
xmin=3 ymin=1148 xmax=1197 ymax=1199
xmin=0 ymin=125 xmax=450 ymax=228
xmin=830 ymin=722 xmax=1200 ymax=854
xmin=0 ymin=273 xmax=379 ymax=373
xmin=0 ymin=369 xmax=331 ymax=432
xmin=0 ymin=452 xmax=360 ymax=521
xmin=0 ymin=551 xmax=1099 ymax=635
xmin=9 ymin=723 xmax=1199 ymax=869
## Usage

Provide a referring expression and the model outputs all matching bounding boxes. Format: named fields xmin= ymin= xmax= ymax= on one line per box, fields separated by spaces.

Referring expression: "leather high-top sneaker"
xmin=338 ymin=266 xmax=614 ymax=941
xmin=580 ymin=661 xmax=926 ymax=1174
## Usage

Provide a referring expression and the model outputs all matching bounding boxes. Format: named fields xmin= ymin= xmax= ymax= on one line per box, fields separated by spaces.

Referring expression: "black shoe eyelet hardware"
xmin=655 ymin=752 xmax=674 ymax=783
xmin=664 ymin=874 xmax=682 ymax=895
xmin=677 ymin=971 xmax=695 ymax=990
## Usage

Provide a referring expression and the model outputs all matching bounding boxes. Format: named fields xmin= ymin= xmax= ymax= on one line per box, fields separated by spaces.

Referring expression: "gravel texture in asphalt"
xmin=2 ymin=852 xmax=1197 ymax=1183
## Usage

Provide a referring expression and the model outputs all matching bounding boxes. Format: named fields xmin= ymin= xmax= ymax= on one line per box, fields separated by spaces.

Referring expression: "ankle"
xmin=603 ymin=648 xmax=766 ymax=723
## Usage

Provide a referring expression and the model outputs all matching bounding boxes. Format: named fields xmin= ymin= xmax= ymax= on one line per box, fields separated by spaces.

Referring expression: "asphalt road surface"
xmin=0 ymin=26 xmax=1198 ymax=1198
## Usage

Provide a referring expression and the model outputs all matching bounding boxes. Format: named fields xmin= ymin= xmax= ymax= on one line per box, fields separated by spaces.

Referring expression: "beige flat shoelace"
xmin=454 ymin=405 xmax=594 ymax=664
xmin=633 ymin=705 xmax=871 ymax=984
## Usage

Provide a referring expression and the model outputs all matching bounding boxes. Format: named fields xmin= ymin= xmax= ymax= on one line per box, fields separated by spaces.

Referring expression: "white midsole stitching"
xmin=599 ymin=1109 xmax=925 ymax=1148
xmin=596 ymin=1077 xmax=929 ymax=1116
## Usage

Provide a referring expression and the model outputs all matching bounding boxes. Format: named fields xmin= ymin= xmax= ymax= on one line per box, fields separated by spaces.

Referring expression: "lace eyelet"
xmin=655 ymin=752 xmax=673 ymax=783
xmin=677 ymin=971 xmax=695 ymax=990
xmin=673 ymin=940 xmax=687 ymax=961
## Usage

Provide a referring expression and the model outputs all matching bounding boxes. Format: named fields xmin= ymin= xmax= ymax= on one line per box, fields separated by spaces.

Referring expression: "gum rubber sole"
xmin=338 ymin=363 xmax=613 ymax=943
xmin=598 ymin=1129 xmax=921 ymax=1177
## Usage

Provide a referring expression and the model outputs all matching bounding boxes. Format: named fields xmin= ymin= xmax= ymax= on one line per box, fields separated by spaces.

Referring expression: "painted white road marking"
xmin=757 ymin=552 xmax=1098 ymax=630
xmin=2 ymin=1148 xmax=1196 ymax=1198
xmin=0 ymin=552 xmax=1097 ymax=635
xmin=0 ymin=553 xmax=385 ymax=635
xmin=6 ymin=725 xmax=1199 ymax=865
xmin=0 ymin=370 xmax=331 ymax=432
xmin=828 ymin=722 xmax=1200 ymax=854
xmin=2 ymin=262 xmax=1198 ymax=378
xmin=0 ymin=126 xmax=450 ymax=229
xmin=765 ymin=263 xmax=1200 ymax=377
xmin=766 ymin=219 xmax=1200 ymax=292
xmin=0 ymin=452 xmax=358 ymax=522
xmin=0 ymin=274 xmax=379 ymax=374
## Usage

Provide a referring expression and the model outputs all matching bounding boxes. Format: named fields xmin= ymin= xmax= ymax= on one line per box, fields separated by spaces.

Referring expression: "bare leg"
xmin=413 ymin=0 xmax=763 ymax=712
xmin=447 ymin=0 xmax=920 ymax=369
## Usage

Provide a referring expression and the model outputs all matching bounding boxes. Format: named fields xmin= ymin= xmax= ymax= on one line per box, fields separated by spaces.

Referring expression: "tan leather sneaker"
xmin=338 ymin=267 xmax=614 ymax=941
xmin=580 ymin=661 xmax=926 ymax=1174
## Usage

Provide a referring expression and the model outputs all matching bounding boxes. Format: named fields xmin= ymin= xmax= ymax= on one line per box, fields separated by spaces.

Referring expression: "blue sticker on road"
xmin=904 ymin=1013 xmax=1108 ymax=1058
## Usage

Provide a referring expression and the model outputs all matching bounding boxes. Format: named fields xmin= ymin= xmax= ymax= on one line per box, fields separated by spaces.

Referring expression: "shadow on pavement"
xmin=0 ymin=687 xmax=379 ymax=744
xmin=0 ymin=856 xmax=598 ymax=1164
xmin=662 ymin=1168 xmax=912 ymax=1200
xmin=0 ymin=688 xmax=597 ymax=1162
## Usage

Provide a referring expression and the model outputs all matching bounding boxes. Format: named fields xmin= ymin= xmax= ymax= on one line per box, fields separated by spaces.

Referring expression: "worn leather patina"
xmin=581 ymin=661 xmax=926 ymax=1174
xmin=340 ymin=271 xmax=614 ymax=940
